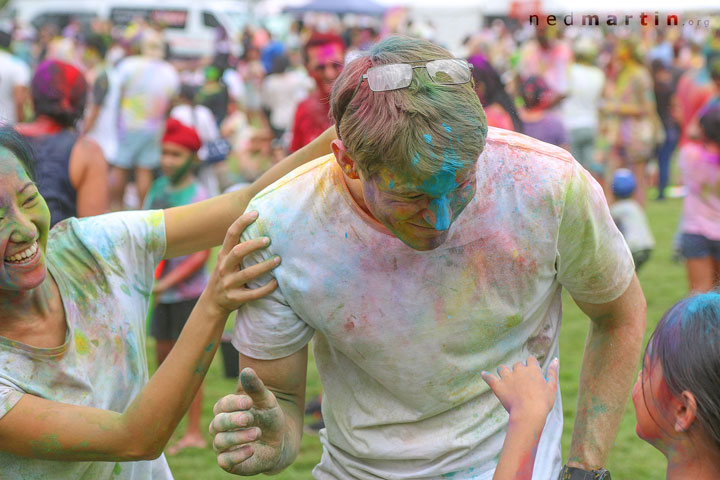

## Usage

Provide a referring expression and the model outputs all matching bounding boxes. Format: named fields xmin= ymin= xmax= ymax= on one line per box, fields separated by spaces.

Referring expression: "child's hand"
xmin=201 ymin=211 xmax=280 ymax=317
xmin=481 ymin=356 xmax=559 ymax=422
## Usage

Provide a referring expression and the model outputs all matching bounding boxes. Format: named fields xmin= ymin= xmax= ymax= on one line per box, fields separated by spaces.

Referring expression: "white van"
xmin=6 ymin=0 xmax=250 ymax=58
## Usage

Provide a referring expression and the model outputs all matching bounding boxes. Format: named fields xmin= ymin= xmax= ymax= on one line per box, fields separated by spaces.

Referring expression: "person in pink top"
xmin=679 ymin=104 xmax=720 ymax=292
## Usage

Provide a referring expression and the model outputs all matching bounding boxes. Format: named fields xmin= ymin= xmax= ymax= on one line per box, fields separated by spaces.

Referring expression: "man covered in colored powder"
xmin=210 ymin=36 xmax=646 ymax=480
xmin=289 ymin=33 xmax=346 ymax=153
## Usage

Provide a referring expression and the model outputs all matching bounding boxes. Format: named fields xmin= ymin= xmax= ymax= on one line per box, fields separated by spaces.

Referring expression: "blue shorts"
xmin=111 ymin=129 xmax=161 ymax=170
xmin=680 ymin=233 xmax=720 ymax=260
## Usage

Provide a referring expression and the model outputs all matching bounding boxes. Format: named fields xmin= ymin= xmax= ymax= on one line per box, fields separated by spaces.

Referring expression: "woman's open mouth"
xmin=4 ymin=241 xmax=39 ymax=265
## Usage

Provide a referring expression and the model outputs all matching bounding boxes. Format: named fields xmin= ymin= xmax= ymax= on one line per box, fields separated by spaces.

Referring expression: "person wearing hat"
xmin=111 ymin=29 xmax=180 ymax=209
xmin=16 ymin=59 xmax=108 ymax=228
xmin=143 ymin=118 xmax=211 ymax=455
xmin=610 ymin=168 xmax=655 ymax=271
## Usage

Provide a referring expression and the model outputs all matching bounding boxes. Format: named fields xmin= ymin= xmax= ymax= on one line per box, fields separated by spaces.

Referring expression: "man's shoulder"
xmin=251 ymin=154 xmax=336 ymax=205
xmin=484 ymin=127 xmax=575 ymax=167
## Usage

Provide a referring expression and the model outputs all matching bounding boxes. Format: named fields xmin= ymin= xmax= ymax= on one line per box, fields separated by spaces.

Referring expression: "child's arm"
xmin=0 ymin=213 xmax=278 ymax=461
xmin=153 ymin=250 xmax=210 ymax=295
xmin=481 ymin=356 xmax=560 ymax=480
xmin=164 ymin=126 xmax=337 ymax=259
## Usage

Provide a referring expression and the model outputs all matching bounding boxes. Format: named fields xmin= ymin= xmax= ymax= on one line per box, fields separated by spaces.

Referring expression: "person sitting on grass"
xmin=143 ymin=118 xmax=211 ymax=455
xmin=610 ymin=168 xmax=655 ymax=271
xmin=482 ymin=292 xmax=720 ymax=479
xmin=0 ymin=125 xmax=334 ymax=479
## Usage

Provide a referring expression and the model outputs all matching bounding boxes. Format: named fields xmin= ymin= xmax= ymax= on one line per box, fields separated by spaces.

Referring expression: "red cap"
xmin=162 ymin=118 xmax=202 ymax=152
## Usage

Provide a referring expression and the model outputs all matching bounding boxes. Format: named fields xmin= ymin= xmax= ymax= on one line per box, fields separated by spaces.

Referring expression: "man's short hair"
xmin=330 ymin=35 xmax=487 ymax=179
xmin=303 ymin=32 xmax=346 ymax=64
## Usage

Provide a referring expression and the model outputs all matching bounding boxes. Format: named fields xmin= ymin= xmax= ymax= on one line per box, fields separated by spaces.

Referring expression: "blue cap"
xmin=612 ymin=168 xmax=636 ymax=198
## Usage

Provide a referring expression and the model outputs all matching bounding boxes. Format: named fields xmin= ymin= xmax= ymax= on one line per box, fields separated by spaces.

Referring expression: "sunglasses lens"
xmin=366 ymin=63 xmax=413 ymax=91
xmin=426 ymin=59 xmax=471 ymax=85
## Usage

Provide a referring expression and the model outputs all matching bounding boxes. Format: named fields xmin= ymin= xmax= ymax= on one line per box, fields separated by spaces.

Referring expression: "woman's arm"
xmin=0 ymin=213 xmax=278 ymax=461
xmin=164 ymin=126 xmax=336 ymax=259
xmin=69 ymin=137 xmax=109 ymax=218
xmin=153 ymin=250 xmax=210 ymax=295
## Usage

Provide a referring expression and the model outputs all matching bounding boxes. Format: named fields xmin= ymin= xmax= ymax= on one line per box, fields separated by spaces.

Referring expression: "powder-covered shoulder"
xmin=483 ymin=126 xmax=575 ymax=167
xmin=250 ymin=154 xmax=336 ymax=203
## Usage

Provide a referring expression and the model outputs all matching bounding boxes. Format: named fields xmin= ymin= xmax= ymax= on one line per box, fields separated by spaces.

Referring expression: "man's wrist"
xmin=559 ymin=465 xmax=611 ymax=480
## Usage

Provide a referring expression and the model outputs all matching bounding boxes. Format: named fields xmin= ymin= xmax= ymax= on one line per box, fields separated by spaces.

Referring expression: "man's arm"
xmin=210 ymin=347 xmax=308 ymax=475
xmin=567 ymin=274 xmax=646 ymax=469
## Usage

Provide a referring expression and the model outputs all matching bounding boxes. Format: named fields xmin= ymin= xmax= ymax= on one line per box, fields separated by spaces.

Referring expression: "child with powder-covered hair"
xmin=484 ymin=292 xmax=720 ymax=479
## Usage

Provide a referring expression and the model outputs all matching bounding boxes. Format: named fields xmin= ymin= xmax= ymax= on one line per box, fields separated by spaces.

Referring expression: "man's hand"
xmin=210 ymin=368 xmax=287 ymax=475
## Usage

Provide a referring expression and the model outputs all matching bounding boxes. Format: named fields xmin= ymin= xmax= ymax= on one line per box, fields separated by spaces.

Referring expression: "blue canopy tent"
xmin=283 ymin=0 xmax=388 ymax=16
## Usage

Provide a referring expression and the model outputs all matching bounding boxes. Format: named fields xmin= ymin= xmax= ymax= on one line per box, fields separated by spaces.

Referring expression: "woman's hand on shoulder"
xmin=200 ymin=211 xmax=280 ymax=319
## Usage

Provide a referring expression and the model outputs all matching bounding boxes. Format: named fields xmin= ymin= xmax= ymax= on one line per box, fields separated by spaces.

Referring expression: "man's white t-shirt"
xmin=0 ymin=51 xmax=30 ymax=125
xmin=233 ymin=128 xmax=635 ymax=480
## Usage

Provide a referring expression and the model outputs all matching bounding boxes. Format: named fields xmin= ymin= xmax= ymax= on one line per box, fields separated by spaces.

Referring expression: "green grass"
xmin=157 ymin=197 xmax=685 ymax=479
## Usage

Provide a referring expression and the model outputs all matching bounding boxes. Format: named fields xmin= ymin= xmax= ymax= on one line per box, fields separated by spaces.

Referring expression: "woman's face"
xmin=0 ymin=148 xmax=51 ymax=291
xmin=632 ymin=354 xmax=677 ymax=454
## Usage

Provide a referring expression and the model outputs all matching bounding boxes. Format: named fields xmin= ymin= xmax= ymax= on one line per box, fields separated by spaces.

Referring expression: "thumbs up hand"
xmin=210 ymin=368 xmax=288 ymax=475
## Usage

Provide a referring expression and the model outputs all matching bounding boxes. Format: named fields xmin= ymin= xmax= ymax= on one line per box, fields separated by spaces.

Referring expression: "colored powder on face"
xmin=423 ymin=134 xmax=433 ymax=144
xmin=388 ymin=180 xmax=395 ymax=189
xmin=428 ymin=196 xmax=451 ymax=231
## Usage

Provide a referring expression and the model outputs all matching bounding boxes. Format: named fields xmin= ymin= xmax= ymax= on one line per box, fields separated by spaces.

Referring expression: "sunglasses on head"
xmin=339 ymin=58 xmax=474 ymax=130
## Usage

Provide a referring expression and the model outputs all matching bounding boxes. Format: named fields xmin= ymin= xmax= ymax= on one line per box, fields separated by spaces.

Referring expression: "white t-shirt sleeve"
xmin=0 ymin=378 xmax=24 ymax=420
xmin=232 ymin=219 xmax=315 ymax=360
xmin=556 ymin=163 xmax=635 ymax=304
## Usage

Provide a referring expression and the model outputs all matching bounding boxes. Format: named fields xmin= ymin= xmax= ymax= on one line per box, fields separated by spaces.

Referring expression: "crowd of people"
xmin=0 ymin=8 xmax=718 ymax=480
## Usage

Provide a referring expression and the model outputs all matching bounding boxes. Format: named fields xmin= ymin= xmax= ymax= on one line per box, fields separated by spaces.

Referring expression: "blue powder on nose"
xmin=423 ymin=134 xmax=433 ymax=144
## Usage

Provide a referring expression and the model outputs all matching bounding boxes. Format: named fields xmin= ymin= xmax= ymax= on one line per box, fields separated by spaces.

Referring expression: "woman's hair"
xmin=330 ymin=35 xmax=487 ymax=179
xmin=644 ymin=292 xmax=720 ymax=451
xmin=0 ymin=126 xmax=36 ymax=180
xmin=31 ymin=60 xmax=88 ymax=128
xmin=699 ymin=103 xmax=720 ymax=150
xmin=468 ymin=54 xmax=522 ymax=133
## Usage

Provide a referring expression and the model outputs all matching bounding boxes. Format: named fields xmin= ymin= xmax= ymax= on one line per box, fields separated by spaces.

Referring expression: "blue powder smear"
xmin=411 ymin=153 xmax=420 ymax=166
xmin=388 ymin=180 xmax=395 ymax=189
xmin=428 ymin=196 xmax=451 ymax=231
xmin=442 ymin=123 xmax=452 ymax=133
xmin=423 ymin=134 xmax=433 ymax=144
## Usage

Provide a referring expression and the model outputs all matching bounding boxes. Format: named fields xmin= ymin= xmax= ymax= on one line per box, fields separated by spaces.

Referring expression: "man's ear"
xmin=673 ymin=390 xmax=698 ymax=433
xmin=332 ymin=139 xmax=360 ymax=180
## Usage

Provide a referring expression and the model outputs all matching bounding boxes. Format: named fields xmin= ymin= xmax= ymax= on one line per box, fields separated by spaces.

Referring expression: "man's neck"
xmin=341 ymin=170 xmax=371 ymax=215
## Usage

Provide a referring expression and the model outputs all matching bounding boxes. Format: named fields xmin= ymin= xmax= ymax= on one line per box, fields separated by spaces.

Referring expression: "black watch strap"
xmin=559 ymin=465 xmax=611 ymax=480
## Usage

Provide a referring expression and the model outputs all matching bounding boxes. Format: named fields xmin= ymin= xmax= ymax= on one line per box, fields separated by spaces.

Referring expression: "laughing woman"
xmin=0 ymin=126 xmax=334 ymax=478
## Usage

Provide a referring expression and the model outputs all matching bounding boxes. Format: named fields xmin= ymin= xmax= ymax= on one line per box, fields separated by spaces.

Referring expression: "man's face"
xmin=306 ymin=43 xmax=344 ymax=97
xmin=160 ymin=143 xmax=194 ymax=184
xmin=359 ymin=162 xmax=477 ymax=251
